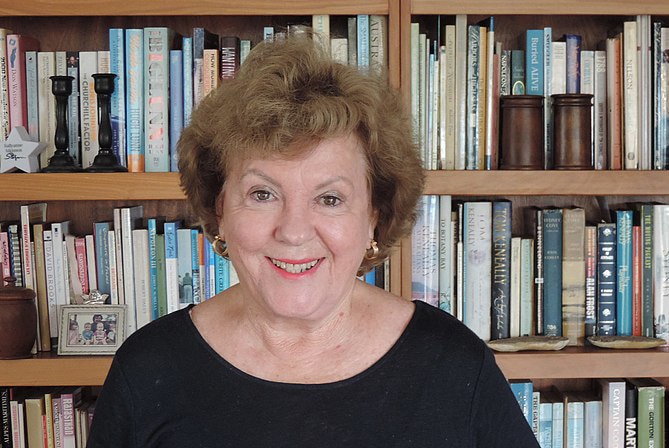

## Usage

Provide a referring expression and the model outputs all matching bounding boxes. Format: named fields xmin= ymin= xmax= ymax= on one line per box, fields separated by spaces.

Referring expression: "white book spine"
xmin=37 ymin=51 xmax=57 ymax=168
xmin=84 ymin=234 xmax=97 ymax=292
xmin=593 ymin=50 xmax=608 ymax=170
xmin=509 ymin=236 xmax=522 ymax=338
xmin=107 ymin=230 xmax=119 ymax=304
xmin=132 ymin=228 xmax=151 ymax=329
xmin=438 ymin=195 xmax=452 ymax=313
xmin=463 ymin=201 xmax=492 ymax=341
xmin=653 ymin=204 xmax=669 ymax=343
xmin=623 ymin=21 xmax=639 ymax=169
xmin=43 ymin=230 xmax=58 ymax=338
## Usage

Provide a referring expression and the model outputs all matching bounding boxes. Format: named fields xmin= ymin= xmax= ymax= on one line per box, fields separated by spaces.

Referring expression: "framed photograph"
xmin=57 ymin=305 xmax=126 ymax=355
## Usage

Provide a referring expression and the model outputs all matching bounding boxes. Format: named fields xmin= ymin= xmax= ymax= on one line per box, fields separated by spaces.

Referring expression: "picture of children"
xmin=58 ymin=306 xmax=125 ymax=355
xmin=93 ymin=322 xmax=107 ymax=345
xmin=82 ymin=322 xmax=94 ymax=345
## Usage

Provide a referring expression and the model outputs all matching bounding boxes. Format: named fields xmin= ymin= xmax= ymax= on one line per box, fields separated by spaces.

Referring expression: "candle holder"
xmin=85 ymin=73 xmax=127 ymax=172
xmin=42 ymin=75 xmax=84 ymax=172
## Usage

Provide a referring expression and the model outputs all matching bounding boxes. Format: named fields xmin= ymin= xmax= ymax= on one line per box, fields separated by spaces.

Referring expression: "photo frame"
xmin=57 ymin=305 xmax=126 ymax=355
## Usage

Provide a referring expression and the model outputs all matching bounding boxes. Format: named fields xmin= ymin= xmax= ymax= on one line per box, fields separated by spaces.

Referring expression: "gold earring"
xmin=212 ymin=235 xmax=229 ymax=258
xmin=365 ymin=240 xmax=379 ymax=260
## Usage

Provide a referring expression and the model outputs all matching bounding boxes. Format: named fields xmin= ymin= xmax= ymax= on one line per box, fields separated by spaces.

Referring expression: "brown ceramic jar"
xmin=0 ymin=278 xmax=37 ymax=359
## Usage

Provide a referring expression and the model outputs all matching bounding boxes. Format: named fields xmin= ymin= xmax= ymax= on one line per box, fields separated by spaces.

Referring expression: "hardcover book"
xmin=65 ymin=51 xmax=80 ymax=164
xmin=6 ymin=34 xmax=39 ymax=132
xmin=125 ymin=28 xmax=144 ymax=172
xmin=615 ymin=210 xmax=633 ymax=335
xmin=599 ymin=378 xmax=626 ymax=448
xmin=542 ymin=208 xmax=563 ymax=337
xmin=652 ymin=204 xmax=669 ymax=343
xmin=563 ymin=34 xmax=582 ymax=94
xmin=192 ymin=27 xmax=219 ymax=107
xmin=561 ymin=208 xmax=586 ymax=346
xmin=597 ymin=222 xmax=617 ymax=335
xmin=491 ymin=200 xmax=512 ymax=339
xmin=109 ymin=29 xmax=127 ymax=168
xmin=411 ymin=195 xmax=439 ymax=307
xmin=37 ymin=51 xmax=56 ymax=167
xmin=629 ymin=378 xmax=665 ymax=448
xmin=219 ymin=36 xmax=240 ymax=82
xmin=525 ymin=29 xmax=544 ymax=95
xmin=0 ymin=28 xmax=12 ymax=139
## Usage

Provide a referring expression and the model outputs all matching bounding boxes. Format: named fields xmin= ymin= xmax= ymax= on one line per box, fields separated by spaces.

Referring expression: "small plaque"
xmin=1 ymin=126 xmax=46 ymax=173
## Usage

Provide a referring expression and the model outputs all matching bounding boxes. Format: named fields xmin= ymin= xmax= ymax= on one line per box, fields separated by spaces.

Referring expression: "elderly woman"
xmin=87 ymin=36 xmax=538 ymax=447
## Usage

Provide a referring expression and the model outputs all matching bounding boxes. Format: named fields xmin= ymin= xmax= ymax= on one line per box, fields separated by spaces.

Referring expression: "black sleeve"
xmin=470 ymin=348 xmax=540 ymax=448
xmin=87 ymin=357 xmax=137 ymax=448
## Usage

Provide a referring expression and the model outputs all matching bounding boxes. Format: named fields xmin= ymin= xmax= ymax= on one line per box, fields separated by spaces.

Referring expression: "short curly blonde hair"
xmin=178 ymin=35 xmax=424 ymax=273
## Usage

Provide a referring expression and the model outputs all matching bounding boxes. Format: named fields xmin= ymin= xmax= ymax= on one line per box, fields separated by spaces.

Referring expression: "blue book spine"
xmin=564 ymin=34 xmax=582 ymax=94
xmin=215 ymin=252 xmax=229 ymax=293
xmin=616 ymin=210 xmax=633 ymax=335
xmin=510 ymin=381 xmax=534 ymax=425
xmin=552 ymin=402 xmax=564 ymax=448
xmin=565 ymin=402 xmax=584 ymax=448
xmin=539 ymin=402 xmax=553 ymax=448
xmin=596 ymin=222 xmax=617 ymax=335
xmin=169 ymin=49 xmax=183 ymax=172
xmin=147 ymin=218 xmax=160 ymax=320
xmin=543 ymin=209 xmax=563 ymax=336
xmin=357 ymin=14 xmax=369 ymax=67
xmin=164 ymin=220 xmax=181 ymax=313
xmin=491 ymin=200 xmax=512 ymax=339
xmin=125 ymin=28 xmax=144 ymax=172
xmin=190 ymin=229 xmax=201 ymax=304
xmin=525 ymin=29 xmax=544 ymax=95
xmin=109 ymin=28 xmax=127 ymax=167
xmin=93 ymin=222 xmax=111 ymax=296
xmin=182 ymin=36 xmax=193 ymax=126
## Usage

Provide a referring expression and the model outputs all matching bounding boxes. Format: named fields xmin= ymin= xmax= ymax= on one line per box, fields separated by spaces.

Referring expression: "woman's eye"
xmin=321 ymin=195 xmax=341 ymax=207
xmin=252 ymin=190 xmax=273 ymax=201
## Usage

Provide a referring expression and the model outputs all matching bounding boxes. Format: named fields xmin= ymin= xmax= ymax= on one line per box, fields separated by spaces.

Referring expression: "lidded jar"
xmin=0 ymin=278 xmax=37 ymax=359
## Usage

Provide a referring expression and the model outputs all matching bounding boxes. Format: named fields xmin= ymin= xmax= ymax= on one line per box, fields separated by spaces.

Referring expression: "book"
xmin=509 ymin=236 xmax=521 ymax=338
xmin=37 ymin=51 xmax=57 ymax=167
xmin=630 ymin=378 xmax=665 ymax=448
xmin=155 ymin=233 xmax=167 ymax=317
xmin=653 ymin=204 xmax=669 ymax=343
xmin=543 ymin=208 xmax=563 ymax=337
xmin=563 ymin=34 xmax=582 ymax=94
xmin=491 ymin=200 xmax=512 ymax=339
xmin=615 ymin=210 xmax=633 ymax=335
xmin=202 ymin=48 xmax=219 ymax=97
xmin=109 ymin=28 xmax=127 ymax=168
xmin=24 ymin=394 xmax=45 ymax=448
xmin=519 ymin=238 xmax=534 ymax=337
xmin=582 ymin=391 xmax=603 ymax=448
xmin=0 ymin=387 xmax=11 ymax=448
xmin=93 ymin=222 xmax=112 ymax=297
xmin=357 ymin=14 xmax=370 ymax=67
xmin=182 ymin=36 xmax=193 ymax=125
xmin=125 ymin=28 xmax=144 ymax=172
xmin=606 ymin=34 xmax=623 ymax=170
xmin=525 ymin=29 xmax=544 ymax=95
xmin=132 ymin=228 xmax=151 ymax=329
xmin=33 ymin=222 xmax=50 ymax=351
xmin=169 ymin=49 xmax=183 ymax=172
xmin=6 ymin=34 xmax=40 ymax=132
xmin=510 ymin=49 xmax=526 ymax=94
xmin=219 ymin=36 xmax=240 ymax=82
xmin=0 ymin=28 xmax=13 ymax=139
xmin=24 ymin=49 xmax=39 ymax=142
xmin=144 ymin=27 xmax=178 ymax=172
xmin=623 ymin=21 xmax=639 ymax=170
xmin=584 ymin=225 xmax=597 ymax=342
xmin=561 ymin=391 xmax=585 ymax=448
xmin=369 ymin=15 xmax=388 ymax=74
xmin=561 ymin=208 xmax=586 ymax=346
xmin=438 ymin=195 xmax=453 ymax=313
xmin=597 ymin=222 xmax=617 ymax=336
xmin=78 ymin=51 xmax=99 ymax=168
xmin=177 ymin=227 xmax=194 ymax=308
xmin=593 ymin=50 xmax=608 ymax=170
xmin=599 ymin=378 xmax=626 ymax=448
xmin=20 ymin=202 xmax=47 ymax=291
xmin=624 ymin=380 xmax=638 ymax=447
xmin=120 ymin=205 xmax=144 ymax=334
xmin=538 ymin=395 xmax=553 ymax=448
xmin=65 ymin=51 xmax=80 ymax=164
xmin=637 ymin=203 xmax=654 ymax=337
xmin=462 ymin=201 xmax=492 ymax=341
xmin=411 ymin=195 xmax=439 ymax=307
xmin=164 ymin=220 xmax=182 ymax=314
xmin=192 ymin=27 xmax=219 ymax=106
xmin=509 ymin=380 xmax=533 ymax=425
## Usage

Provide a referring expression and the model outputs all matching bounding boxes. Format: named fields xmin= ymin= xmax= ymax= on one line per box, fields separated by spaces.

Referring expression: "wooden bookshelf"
xmin=0 ymin=354 xmax=112 ymax=386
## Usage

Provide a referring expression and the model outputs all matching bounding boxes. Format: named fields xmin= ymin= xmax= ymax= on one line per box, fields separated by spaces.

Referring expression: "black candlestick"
xmin=42 ymin=75 xmax=84 ymax=172
xmin=85 ymin=73 xmax=127 ymax=172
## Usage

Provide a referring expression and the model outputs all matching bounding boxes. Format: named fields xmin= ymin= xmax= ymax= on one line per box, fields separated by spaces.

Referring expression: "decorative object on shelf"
xmin=499 ymin=95 xmax=544 ymax=170
xmin=81 ymin=289 xmax=110 ymax=305
xmin=487 ymin=336 xmax=570 ymax=352
xmin=42 ymin=75 xmax=84 ymax=172
xmin=57 ymin=304 xmax=127 ymax=355
xmin=587 ymin=335 xmax=667 ymax=349
xmin=85 ymin=73 xmax=127 ymax=172
xmin=552 ymin=93 xmax=594 ymax=170
xmin=0 ymin=277 xmax=37 ymax=359
xmin=0 ymin=126 xmax=46 ymax=173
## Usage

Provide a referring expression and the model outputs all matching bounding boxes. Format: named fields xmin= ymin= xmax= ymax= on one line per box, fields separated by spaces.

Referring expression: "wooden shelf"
xmin=0 ymin=354 xmax=112 ymax=386
xmin=496 ymin=346 xmax=669 ymax=379
xmin=424 ymin=170 xmax=669 ymax=196
xmin=409 ymin=0 xmax=669 ymax=15
xmin=1 ymin=0 xmax=388 ymax=16
xmin=0 ymin=173 xmax=184 ymax=201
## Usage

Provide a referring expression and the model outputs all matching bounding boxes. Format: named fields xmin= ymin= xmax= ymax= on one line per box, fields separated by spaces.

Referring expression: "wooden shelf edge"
xmin=496 ymin=346 xmax=669 ymax=379
xmin=0 ymin=355 xmax=112 ymax=386
xmin=1 ymin=0 xmax=388 ymax=16
xmin=424 ymin=170 xmax=669 ymax=196
xmin=410 ymin=0 xmax=669 ymax=15
xmin=0 ymin=172 xmax=185 ymax=201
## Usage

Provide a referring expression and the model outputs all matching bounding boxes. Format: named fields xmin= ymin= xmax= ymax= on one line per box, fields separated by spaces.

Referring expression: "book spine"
xmin=632 ymin=224 xmax=642 ymax=335
xmin=411 ymin=195 xmax=439 ymax=307
xmin=155 ymin=234 xmax=167 ymax=316
xmin=623 ymin=21 xmax=639 ymax=169
xmin=566 ymin=401 xmax=585 ymax=447
xmin=43 ymin=230 xmax=56 ymax=342
xmin=74 ymin=237 xmax=88 ymax=294
xmin=0 ymin=29 xmax=11 ymax=139
xmin=509 ymin=381 xmax=534 ymax=425
xmin=655 ymin=26 xmax=669 ymax=169
xmin=561 ymin=208 xmax=586 ymax=345
xmin=132 ymin=228 xmax=151 ymax=329
xmin=463 ymin=201 xmax=492 ymax=341
xmin=510 ymin=49 xmax=526 ymax=94
xmin=534 ymin=208 xmax=544 ymax=334
xmin=78 ymin=51 xmax=99 ymax=168
xmin=219 ymin=35 xmax=240 ymax=81
xmin=356 ymin=14 xmax=369 ymax=67
xmin=1 ymin=387 xmax=11 ymax=448
xmin=491 ymin=200 xmax=512 ymax=339
xmin=93 ymin=222 xmax=111 ymax=297
xmin=454 ymin=14 xmax=468 ymax=169
xmin=624 ymin=382 xmax=638 ymax=447
xmin=543 ymin=27 xmax=553 ymax=170
xmin=107 ymin=229 xmax=119 ymax=304
xmin=639 ymin=204 xmax=654 ymax=336
xmin=190 ymin=228 xmax=201 ymax=304
xmin=109 ymin=29 xmax=127 ymax=167
xmin=565 ymin=34 xmax=582 ymax=94
xmin=466 ymin=25 xmax=480 ymax=170
xmin=164 ymin=221 xmax=180 ymax=313
xmin=144 ymin=27 xmax=174 ymax=172
xmin=636 ymin=384 xmax=665 ymax=447
xmin=520 ymin=238 xmax=534 ymax=337
xmin=584 ymin=225 xmax=597 ymax=342
xmin=597 ymin=222 xmax=617 ymax=335
xmin=616 ymin=210 xmax=633 ymax=335
xmin=7 ymin=34 xmax=40 ymax=130
xmin=121 ymin=206 xmax=143 ymax=334
xmin=125 ymin=29 xmax=144 ymax=172
xmin=438 ymin=195 xmax=453 ymax=313
xmin=0 ymin=232 xmax=10 ymax=285
xmin=542 ymin=209 xmax=563 ymax=336
xmin=499 ymin=49 xmax=510 ymax=96
xmin=606 ymin=35 xmax=623 ymax=170
xmin=8 ymin=224 xmax=23 ymax=287
xmin=552 ymin=401 xmax=564 ymax=448
xmin=192 ymin=27 xmax=219 ymax=107
xmin=176 ymin=228 xmax=193 ymax=308
xmin=525 ymin=29 xmax=544 ymax=95
xmin=509 ymin=237 xmax=521 ymax=338
xmin=182 ymin=36 xmax=193 ymax=126
xmin=593 ymin=50 xmax=608 ymax=170
xmin=538 ymin=401 xmax=553 ymax=447
xmin=551 ymin=41 xmax=567 ymax=95
xmin=37 ymin=51 xmax=56 ymax=166
xmin=25 ymin=50 xmax=39 ymax=142
xmin=169 ymin=49 xmax=183 ymax=172
xmin=147 ymin=218 xmax=159 ymax=320
xmin=653 ymin=204 xmax=669 ymax=343
xmin=33 ymin=223 xmax=50 ymax=351
xmin=65 ymin=52 xmax=80 ymax=163
xmin=369 ymin=15 xmax=388 ymax=74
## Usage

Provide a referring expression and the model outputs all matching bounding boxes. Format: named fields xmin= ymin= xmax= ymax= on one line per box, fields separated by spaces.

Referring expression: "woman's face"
xmin=221 ymin=134 xmax=376 ymax=322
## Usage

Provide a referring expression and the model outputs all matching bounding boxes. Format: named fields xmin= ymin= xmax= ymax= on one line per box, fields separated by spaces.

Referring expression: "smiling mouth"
xmin=270 ymin=258 xmax=321 ymax=274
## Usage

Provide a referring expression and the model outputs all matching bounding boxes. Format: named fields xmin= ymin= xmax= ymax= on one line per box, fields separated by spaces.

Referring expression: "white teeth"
xmin=271 ymin=258 xmax=319 ymax=274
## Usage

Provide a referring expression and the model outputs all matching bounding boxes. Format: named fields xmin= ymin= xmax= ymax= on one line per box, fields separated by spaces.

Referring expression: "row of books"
xmin=509 ymin=378 xmax=666 ymax=448
xmin=411 ymin=195 xmax=669 ymax=345
xmin=411 ymin=14 xmax=669 ymax=171
xmin=0 ymin=14 xmax=388 ymax=173
xmin=0 ymin=386 xmax=95 ymax=448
